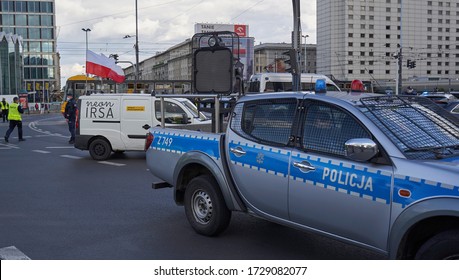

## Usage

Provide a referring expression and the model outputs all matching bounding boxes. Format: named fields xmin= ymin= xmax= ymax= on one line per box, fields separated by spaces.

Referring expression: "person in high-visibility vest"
xmin=0 ymin=97 xmax=9 ymax=123
xmin=4 ymin=97 xmax=25 ymax=143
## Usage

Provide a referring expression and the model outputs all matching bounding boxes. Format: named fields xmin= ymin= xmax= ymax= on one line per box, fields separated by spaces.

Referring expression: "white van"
xmin=247 ymin=73 xmax=341 ymax=93
xmin=75 ymin=93 xmax=210 ymax=160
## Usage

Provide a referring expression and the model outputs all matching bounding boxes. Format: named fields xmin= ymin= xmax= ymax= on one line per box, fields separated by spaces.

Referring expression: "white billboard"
xmin=194 ymin=23 xmax=249 ymax=37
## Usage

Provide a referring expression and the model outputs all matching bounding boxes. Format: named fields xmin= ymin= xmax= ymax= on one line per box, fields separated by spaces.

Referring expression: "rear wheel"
xmin=415 ymin=230 xmax=459 ymax=259
xmin=89 ymin=138 xmax=112 ymax=161
xmin=184 ymin=175 xmax=231 ymax=236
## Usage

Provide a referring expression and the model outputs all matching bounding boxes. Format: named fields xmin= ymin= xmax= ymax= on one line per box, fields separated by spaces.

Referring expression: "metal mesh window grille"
xmin=230 ymin=99 xmax=297 ymax=146
xmin=360 ymin=96 xmax=459 ymax=160
xmin=302 ymin=103 xmax=370 ymax=156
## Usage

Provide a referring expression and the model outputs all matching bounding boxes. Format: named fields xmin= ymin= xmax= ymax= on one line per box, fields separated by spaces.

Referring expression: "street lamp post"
xmin=135 ymin=0 xmax=139 ymax=81
xmin=302 ymin=34 xmax=309 ymax=73
xmin=82 ymin=28 xmax=91 ymax=94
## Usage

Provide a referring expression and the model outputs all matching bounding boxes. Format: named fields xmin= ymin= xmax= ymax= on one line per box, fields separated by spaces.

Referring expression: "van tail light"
xmin=144 ymin=132 xmax=154 ymax=151
xmin=75 ymin=108 xmax=80 ymax=129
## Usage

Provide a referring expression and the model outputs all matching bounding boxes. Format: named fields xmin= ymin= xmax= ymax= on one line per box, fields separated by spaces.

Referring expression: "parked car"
xmin=420 ymin=92 xmax=458 ymax=104
xmin=443 ymin=101 xmax=459 ymax=115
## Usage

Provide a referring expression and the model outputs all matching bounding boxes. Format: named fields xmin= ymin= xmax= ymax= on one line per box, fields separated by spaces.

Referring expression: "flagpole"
xmin=82 ymin=28 xmax=91 ymax=94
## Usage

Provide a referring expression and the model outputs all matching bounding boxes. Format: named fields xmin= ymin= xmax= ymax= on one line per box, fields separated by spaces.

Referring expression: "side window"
xmin=231 ymin=99 xmax=298 ymax=146
xmin=302 ymin=102 xmax=370 ymax=156
xmin=154 ymin=101 xmax=188 ymax=124
xmin=452 ymin=104 xmax=459 ymax=114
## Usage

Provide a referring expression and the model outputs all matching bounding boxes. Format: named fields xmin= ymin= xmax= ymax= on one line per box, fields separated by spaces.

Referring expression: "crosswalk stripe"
xmin=33 ymin=150 xmax=51 ymax=154
xmin=60 ymin=155 xmax=83 ymax=159
xmin=99 ymin=161 xmax=126 ymax=167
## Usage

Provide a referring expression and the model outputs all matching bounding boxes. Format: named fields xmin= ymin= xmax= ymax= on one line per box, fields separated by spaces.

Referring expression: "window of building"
xmin=386 ymin=16 xmax=391 ymax=21
xmin=386 ymin=25 xmax=391 ymax=30
xmin=27 ymin=1 xmax=40 ymax=13
xmin=369 ymin=34 xmax=374 ymax=38
xmin=386 ymin=70 xmax=391 ymax=74
xmin=360 ymin=61 xmax=365 ymax=65
xmin=348 ymin=42 xmax=353 ymax=47
xmin=386 ymin=7 xmax=391 ymax=12
xmin=348 ymin=70 xmax=353 ymax=74
xmin=41 ymin=15 xmax=53 ymax=26
xmin=386 ymin=34 xmax=391 ymax=39
xmin=348 ymin=33 xmax=353 ymax=37
xmin=349 ymin=24 xmax=354 ymax=29
xmin=369 ymin=43 xmax=374 ymax=47
xmin=427 ymin=61 xmax=431 ymax=66
xmin=361 ymin=42 xmax=365 ymax=47
xmin=360 ymin=70 xmax=365 ymax=74
xmin=15 ymin=14 xmax=27 ymax=26
xmin=360 ymin=51 xmax=365 ymax=56
xmin=15 ymin=1 xmax=27 ymax=12
xmin=386 ymin=61 xmax=391 ymax=65
xmin=361 ymin=15 xmax=366 ymax=20
xmin=348 ymin=61 xmax=353 ymax=65
xmin=427 ymin=36 xmax=432 ymax=40
xmin=348 ymin=51 xmax=353 ymax=56
xmin=28 ymin=15 xmax=40 ymax=26
xmin=427 ymin=27 xmax=432 ymax=32
xmin=369 ymin=24 xmax=374 ymax=29
xmin=361 ymin=33 xmax=365 ymax=38
xmin=427 ymin=44 xmax=432 ymax=49
xmin=427 ymin=70 xmax=431 ymax=75
xmin=361 ymin=24 xmax=366 ymax=29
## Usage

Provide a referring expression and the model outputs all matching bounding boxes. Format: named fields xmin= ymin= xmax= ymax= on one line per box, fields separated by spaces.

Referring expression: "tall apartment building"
xmin=317 ymin=0 xmax=459 ymax=83
xmin=0 ymin=0 xmax=59 ymax=99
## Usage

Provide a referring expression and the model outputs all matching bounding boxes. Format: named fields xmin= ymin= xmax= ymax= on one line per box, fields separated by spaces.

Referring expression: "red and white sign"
xmin=86 ymin=50 xmax=125 ymax=83
xmin=234 ymin=25 xmax=247 ymax=37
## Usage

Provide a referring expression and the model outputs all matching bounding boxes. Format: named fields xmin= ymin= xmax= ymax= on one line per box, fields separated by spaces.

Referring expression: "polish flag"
xmin=86 ymin=50 xmax=126 ymax=83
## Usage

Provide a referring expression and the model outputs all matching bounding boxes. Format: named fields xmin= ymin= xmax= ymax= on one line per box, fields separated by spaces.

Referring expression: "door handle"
xmin=230 ymin=147 xmax=246 ymax=157
xmin=293 ymin=161 xmax=316 ymax=172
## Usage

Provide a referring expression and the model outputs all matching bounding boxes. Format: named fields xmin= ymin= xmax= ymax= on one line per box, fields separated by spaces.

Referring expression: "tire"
xmin=89 ymin=138 xmax=112 ymax=161
xmin=415 ymin=230 xmax=459 ymax=260
xmin=184 ymin=175 xmax=231 ymax=236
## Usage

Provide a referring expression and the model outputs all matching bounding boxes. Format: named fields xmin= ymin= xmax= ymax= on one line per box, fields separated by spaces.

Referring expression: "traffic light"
xmin=412 ymin=61 xmax=416 ymax=68
xmin=407 ymin=59 xmax=411 ymax=68
xmin=282 ymin=49 xmax=299 ymax=74
xmin=407 ymin=59 xmax=416 ymax=69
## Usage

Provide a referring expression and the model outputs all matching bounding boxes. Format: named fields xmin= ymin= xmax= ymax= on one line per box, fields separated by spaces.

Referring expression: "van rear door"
xmin=120 ymin=96 xmax=151 ymax=150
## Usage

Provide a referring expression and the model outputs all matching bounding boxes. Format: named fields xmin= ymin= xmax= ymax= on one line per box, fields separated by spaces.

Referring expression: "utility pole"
xmin=135 ymin=0 xmax=140 ymax=82
xmin=292 ymin=0 xmax=301 ymax=91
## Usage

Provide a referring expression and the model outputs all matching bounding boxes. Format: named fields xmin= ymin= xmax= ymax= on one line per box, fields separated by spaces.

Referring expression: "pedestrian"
xmin=4 ymin=97 xmax=25 ymax=143
xmin=1 ymin=97 xmax=9 ymax=123
xmin=64 ymin=93 xmax=77 ymax=144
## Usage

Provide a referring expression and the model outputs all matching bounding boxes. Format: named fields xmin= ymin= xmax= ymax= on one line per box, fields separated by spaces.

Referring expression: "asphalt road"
xmin=0 ymin=113 xmax=385 ymax=260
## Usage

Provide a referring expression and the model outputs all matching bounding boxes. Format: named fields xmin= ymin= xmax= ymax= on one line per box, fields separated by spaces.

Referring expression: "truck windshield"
xmin=360 ymin=96 xmax=459 ymax=160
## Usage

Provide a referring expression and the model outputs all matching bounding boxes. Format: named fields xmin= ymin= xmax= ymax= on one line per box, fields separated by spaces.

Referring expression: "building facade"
xmin=0 ymin=0 xmax=59 ymax=100
xmin=317 ymin=0 xmax=459 ymax=83
xmin=0 ymin=32 xmax=23 ymax=95
xmin=254 ymin=43 xmax=317 ymax=74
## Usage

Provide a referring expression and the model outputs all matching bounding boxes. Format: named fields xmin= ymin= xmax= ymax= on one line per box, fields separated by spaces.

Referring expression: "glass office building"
xmin=0 ymin=0 xmax=58 ymax=100
xmin=0 ymin=32 xmax=23 ymax=95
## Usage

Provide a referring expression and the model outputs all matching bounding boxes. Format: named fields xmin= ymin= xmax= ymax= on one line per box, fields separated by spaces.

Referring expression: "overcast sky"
xmin=55 ymin=0 xmax=316 ymax=85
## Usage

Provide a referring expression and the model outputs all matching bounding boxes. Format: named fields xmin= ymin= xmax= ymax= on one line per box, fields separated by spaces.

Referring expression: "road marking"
xmin=60 ymin=155 xmax=83 ymax=159
xmin=33 ymin=150 xmax=51 ymax=154
xmin=0 ymin=143 xmax=20 ymax=149
xmin=46 ymin=146 xmax=75 ymax=149
xmin=99 ymin=161 xmax=126 ymax=167
xmin=0 ymin=246 xmax=31 ymax=260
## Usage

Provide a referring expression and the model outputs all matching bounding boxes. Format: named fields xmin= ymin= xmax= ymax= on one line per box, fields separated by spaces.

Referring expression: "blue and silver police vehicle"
xmin=146 ymin=91 xmax=459 ymax=259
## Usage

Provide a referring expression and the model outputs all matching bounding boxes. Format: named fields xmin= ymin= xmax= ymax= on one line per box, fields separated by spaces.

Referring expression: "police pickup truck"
xmin=145 ymin=91 xmax=459 ymax=259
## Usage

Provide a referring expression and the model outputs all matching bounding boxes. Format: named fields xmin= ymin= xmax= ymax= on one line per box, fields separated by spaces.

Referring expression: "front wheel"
xmin=184 ymin=175 xmax=231 ymax=236
xmin=89 ymin=138 xmax=112 ymax=161
xmin=415 ymin=230 xmax=459 ymax=259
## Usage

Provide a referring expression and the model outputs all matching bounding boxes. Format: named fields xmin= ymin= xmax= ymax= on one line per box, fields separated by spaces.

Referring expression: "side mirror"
xmin=345 ymin=138 xmax=379 ymax=162
xmin=142 ymin=124 xmax=151 ymax=130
